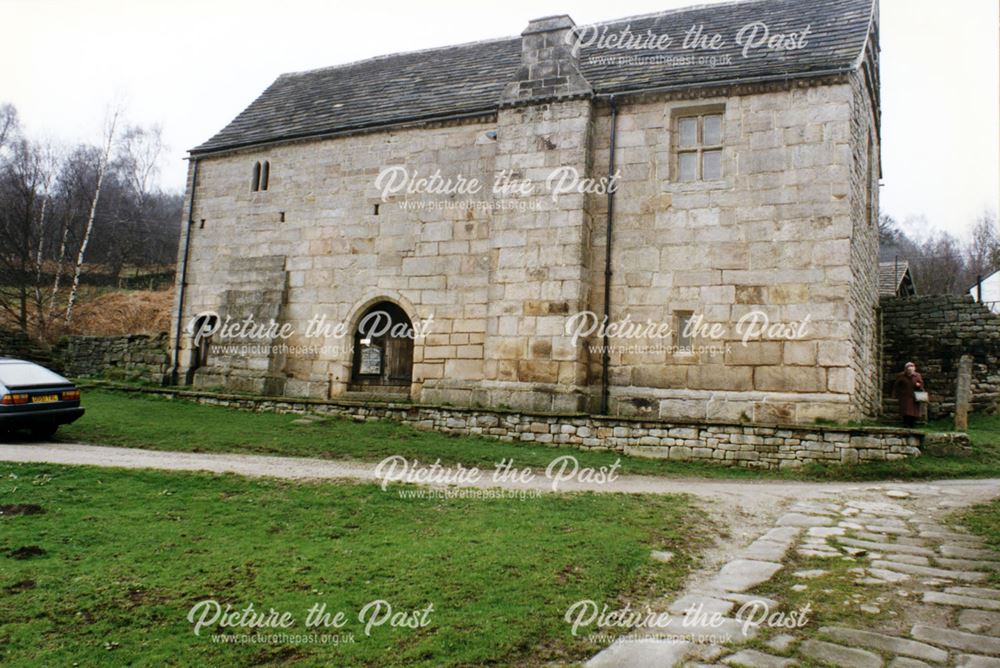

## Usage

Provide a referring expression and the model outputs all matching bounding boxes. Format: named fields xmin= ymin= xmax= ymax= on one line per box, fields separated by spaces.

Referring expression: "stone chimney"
xmin=501 ymin=15 xmax=592 ymax=104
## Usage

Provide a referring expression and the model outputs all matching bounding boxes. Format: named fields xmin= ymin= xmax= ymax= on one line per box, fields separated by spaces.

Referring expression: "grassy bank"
xmin=0 ymin=463 xmax=705 ymax=666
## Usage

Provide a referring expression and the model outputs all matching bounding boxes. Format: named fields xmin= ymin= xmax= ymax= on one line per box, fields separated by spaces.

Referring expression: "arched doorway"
xmin=349 ymin=301 xmax=414 ymax=390
xmin=185 ymin=312 xmax=219 ymax=384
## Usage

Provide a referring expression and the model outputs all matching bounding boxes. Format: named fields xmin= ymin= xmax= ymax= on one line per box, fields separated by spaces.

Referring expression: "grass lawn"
xmin=0 ymin=463 xmax=706 ymax=666
xmin=53 ymin=389 xmax=1000 ymax=481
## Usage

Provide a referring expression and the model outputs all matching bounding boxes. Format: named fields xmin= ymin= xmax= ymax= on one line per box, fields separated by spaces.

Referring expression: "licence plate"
xmin=32 ymin=394 xmax=58 ymax=403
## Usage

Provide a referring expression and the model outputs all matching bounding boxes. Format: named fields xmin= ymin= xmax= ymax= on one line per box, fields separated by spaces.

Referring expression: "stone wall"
xmin=172 ymin=74 xmax=880 ymax=424
xmin=174 ymin=115 xmax=498 ymax=401
xmin=54 ymin=334 xmax=170 ymax=384
xmin=0 ymin=328 xmax=59 ymax=370
xmin=584 ymin=78 xmax=867 ymax=424
xmin=86 ymin=384 xmax=928 ymax=470
xmin=846 ymin=62 xmax=882 ymax=420
xmin=881 ymin=295 xmax=1000 ymax=419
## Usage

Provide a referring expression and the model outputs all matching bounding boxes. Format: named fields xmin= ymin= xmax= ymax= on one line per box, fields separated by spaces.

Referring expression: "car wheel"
xmin=30 ymin=424 xmax=59 ymax=440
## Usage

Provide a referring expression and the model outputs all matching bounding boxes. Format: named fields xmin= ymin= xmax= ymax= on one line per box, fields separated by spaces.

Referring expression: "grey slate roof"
xmin=192 ymin=0 xmax=874 ymax=154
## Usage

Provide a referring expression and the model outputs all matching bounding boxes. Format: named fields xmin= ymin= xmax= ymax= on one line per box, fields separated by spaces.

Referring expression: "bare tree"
xmin=0 ymin=134 xmax=48 ymax=332
xmin=966 ymin=209 xmax=1000 ymax=282
xmin=65 ymin=106 xmax=120 ymax=322
xmin=105 ymin=124 xmax=165 ymax=278
xmin=48 ymin=145 xmax=97 ymax=319
xmin=0 ymin=104 xmax=17 ymax=151
xmin=0 ymin=101 xmax=181 ymax=341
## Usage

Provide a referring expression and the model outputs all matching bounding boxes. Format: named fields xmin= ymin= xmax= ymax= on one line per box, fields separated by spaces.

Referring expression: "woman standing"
xmin=893 ymin=361 xmax=925 ymax=428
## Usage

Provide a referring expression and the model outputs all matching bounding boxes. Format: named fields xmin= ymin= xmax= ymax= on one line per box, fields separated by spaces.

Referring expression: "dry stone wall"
xmin=87 ymin=385 xmax=931 ymax=471
xmin=881 ymin=295 xmax=1000 ymax=419
xmin=54 ymin=334 xmax=170 ymax=384
xmin=0 ymin=328 xmax=59 ymax=369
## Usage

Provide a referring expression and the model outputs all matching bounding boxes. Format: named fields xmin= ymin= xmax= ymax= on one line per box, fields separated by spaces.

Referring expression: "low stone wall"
xmin=881 ymin=295 xmax=1000 ymax=419
xmin=0 ymin=328 xmax=59 ymax=369
xmin=55 ymin=334 xmax=170 ymax=384
xmin=84 ymin=384 xmax=937 ymax=470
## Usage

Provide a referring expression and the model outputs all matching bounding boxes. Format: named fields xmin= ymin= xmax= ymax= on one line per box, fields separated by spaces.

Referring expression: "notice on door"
xmin=360 ymin=345 xmax=382 ymax=375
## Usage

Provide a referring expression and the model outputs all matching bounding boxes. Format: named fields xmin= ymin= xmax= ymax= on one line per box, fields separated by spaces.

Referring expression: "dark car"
xmin=0 ymin=359 xmax=84 ymax=439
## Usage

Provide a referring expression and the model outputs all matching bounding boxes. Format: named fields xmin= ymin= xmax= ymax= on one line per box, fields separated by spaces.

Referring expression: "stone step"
xmin=586 ymin=638 xmax=693 ymax=667
xmin=790 ymin=502 xmax=841 ymax=516
xmin=867 ymin=516 xmax=910 ymax=527
xmin=799 ymin=639 xmax=882 ymax=668
xmin=818 ymin=626 xmax=948 ymax=663
xmin=916 ymin=523 xmax=980 ymax=536
xmin=776 ymin=513 xmax=834 ymax=528
xmin=714 ymin=592 xmax=780 ymax=611
xmin=837 ymin=536 xmax=935 ymax=557
xmin=956 ymin=653 xmax=1000 ymax=667
xmin=959 ymin=609 xmax=1000 ymax=635
xmin=940 ymin=545 xmax=1000 ymax=561
xmin=668 ymin=594 xmax=734 ymax=616
xmin=946 ymin=586 xmax=1000 ymax=600
xmin=856 ymin=529 xmax=908 ymax=543
xmin=890 ymin=554 xmax=931 ymax=566
xmin=868 ymin=528 xmax=914 ymax=538
xmin=867 ymin=567 xmax=911 ymax=583
xmin=896 ymin=536 xmax=936 ymax=547
xmin=722 ymin=649 xmax=796 ymax=668
xmin=672 ymin=614 xmax=759 ymax=643
xmin=760 ymin=527 xmax=801 ymax=542
xmin=920 ymin=530 xmax=985 ymax=543
xmin=922 ymin=591 xmax=1000 ymax=611
xmin=846 ymin=500 xmax=913 ymax=517
xmin=705 ymin=560 xmax=782 ymax=593
xmin=739 ymin=541 xmax=792 ymax=562
xmin=891 ymin=658 xmax=932 ymax=668
xmin=797 ymin=546 xmax=841 ymax=558
xmin=764 ymin=634 xmax=798 ymax=653
xmin=911 ymin=624 xmax=1000 ymax=655
xmin=871 ymin=559 xmax=987 ymax=583
xmin=936 ymin=557 xmax=1000 ymax=571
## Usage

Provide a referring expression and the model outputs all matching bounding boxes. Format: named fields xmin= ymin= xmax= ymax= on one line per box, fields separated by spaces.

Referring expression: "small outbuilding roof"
xmin=879 ymin=260 xmax=915 ymax=297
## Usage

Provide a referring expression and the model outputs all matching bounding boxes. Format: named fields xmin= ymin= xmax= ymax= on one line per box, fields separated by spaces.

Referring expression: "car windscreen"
xmin=0 ymin=363 xmax=69 ymax=388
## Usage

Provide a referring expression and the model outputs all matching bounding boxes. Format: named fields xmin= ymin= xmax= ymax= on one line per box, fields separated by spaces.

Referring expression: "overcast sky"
xmin=3 ymin=0 xmax=998 ymax=240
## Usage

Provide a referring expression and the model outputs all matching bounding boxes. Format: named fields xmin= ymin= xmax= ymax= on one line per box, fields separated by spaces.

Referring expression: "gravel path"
xmin=1 ymin=440 xmax=997 ymax=511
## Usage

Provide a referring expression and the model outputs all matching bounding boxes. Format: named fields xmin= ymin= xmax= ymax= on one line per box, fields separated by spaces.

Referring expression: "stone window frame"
xmin=671 ymin=104 xmax=725 ymax=184
xmin=251 ymin=160 xmax=271 ymax=192
xmin=673 ymin=310 xmax=695 ymax=355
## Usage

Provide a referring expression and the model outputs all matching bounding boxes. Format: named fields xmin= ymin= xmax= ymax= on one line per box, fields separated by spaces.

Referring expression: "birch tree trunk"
xmin=65 ymin=109 xmax=118 ymax=323
xmin=32 ymin=194 xmax=47 ymax=330
xmin=49 ymin=219 xmax=69 ymax=316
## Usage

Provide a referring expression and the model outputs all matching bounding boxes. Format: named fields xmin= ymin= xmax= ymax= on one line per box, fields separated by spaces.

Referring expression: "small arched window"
xmin=251 ymin=161 xmax=261 ymax=192
xmin=260 ymin=160 xmax=270 ymax=191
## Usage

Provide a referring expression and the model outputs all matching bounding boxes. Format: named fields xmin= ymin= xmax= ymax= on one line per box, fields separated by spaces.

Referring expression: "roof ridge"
xmin=280 ymin=34 xmax=519 ymax=79
xmin=586 ymin=0 xmax=770 ymax=26
xmin=278 ymin=0 xmax=784 ymax=79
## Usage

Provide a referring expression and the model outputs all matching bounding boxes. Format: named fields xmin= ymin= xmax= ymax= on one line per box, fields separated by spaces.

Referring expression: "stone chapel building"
xmin=171 ymin=0 xmax=882 ymax=424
